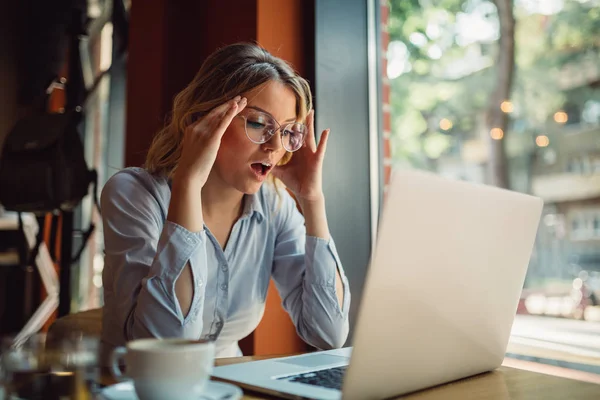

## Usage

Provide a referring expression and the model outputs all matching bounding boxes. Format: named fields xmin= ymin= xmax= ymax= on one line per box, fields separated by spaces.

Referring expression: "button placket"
xmin=212 ymin=252 xmax=229 ymax=338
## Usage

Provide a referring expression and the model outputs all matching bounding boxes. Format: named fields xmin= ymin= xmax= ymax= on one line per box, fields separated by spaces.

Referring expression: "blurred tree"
xmin=486 ymin=0 xmax=514 ymax=188
xmin=387 ymin=0 xmax=600 ymax=188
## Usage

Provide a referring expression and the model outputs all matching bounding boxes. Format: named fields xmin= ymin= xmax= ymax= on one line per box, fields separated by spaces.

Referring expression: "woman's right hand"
xmin=168 ymin=95 xmax=246 ymax=232
xmin=175 ymin=95 xmax=247 ymax=186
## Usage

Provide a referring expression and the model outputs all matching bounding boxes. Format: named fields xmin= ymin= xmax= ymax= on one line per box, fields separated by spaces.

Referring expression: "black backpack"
xmin=0 ymin=109 xmax=98 ymax=213
xmin=0 ymin=108 xmax=99 ymax=264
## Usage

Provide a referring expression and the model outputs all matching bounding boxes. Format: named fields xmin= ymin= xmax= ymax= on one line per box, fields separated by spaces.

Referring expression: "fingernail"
xmin=234 ymin=95 xmax=241 ymax=102
xmin=241 ymin=97 xmax=247 ymax=103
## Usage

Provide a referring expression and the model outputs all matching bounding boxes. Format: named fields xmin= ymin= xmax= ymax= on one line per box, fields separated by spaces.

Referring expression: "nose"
xmin=261 ymin=129 xmax=284 ymax=152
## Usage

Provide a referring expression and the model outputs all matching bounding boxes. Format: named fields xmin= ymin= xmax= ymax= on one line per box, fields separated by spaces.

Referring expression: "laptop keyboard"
xmin=281 ymin=366 xmax=347 ymax=390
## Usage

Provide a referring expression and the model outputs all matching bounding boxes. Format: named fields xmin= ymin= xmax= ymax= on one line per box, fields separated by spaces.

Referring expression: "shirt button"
xmin=220 ymin=283 xmax=228 ymax=291
xmin=220 ymin=264 xmax=228 ymax=272
xmin=216 ymin=321 xmax=223 ymax=328
xmin=197 ymin=280 xmax=203 ymax=288
xmin=186 ymin=236 xmax=194 ymax=244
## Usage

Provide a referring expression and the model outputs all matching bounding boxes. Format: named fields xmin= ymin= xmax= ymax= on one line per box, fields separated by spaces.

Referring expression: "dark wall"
xmin=0 ymin=2 xmax=19 ymax=153
xmin=315 ymin=0 xmax=373 ymax=343
xmin=125 ymin=0 xmax=258 ymax=168
xmin=0 ymin=0 xmax=86 ymax=154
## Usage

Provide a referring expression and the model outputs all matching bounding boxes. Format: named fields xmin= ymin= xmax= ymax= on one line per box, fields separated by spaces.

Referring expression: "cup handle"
xmin=110 ymin=346 xmax=128 ymax=382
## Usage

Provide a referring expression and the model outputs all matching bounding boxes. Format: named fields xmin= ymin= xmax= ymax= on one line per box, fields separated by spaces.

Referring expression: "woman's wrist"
xmin=168 ymin=173 xmax=205 ymax=233
xmin=299 ymin=195 xmax=330 ymax=240
xmin=172 ymin=167 xmax=206 ymax=190
xmin=297 ymin=193 xmax=325 ymax=209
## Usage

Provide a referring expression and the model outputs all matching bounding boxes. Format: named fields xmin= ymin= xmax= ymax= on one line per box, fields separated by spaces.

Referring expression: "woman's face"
xmin=209 ymin=80 xmax=298 ymax=195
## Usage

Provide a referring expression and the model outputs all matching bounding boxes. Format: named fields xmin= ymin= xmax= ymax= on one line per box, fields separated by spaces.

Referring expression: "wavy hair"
xmin=145 ymin=42 xmax=312 ymax=178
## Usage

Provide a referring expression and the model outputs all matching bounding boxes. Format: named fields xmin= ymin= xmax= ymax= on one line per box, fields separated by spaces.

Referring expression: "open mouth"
xmin=250 ymin=162 xmax=273 ymax=177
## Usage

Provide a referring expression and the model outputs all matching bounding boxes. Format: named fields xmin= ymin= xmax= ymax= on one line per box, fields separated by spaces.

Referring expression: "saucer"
xmin=98 ymin=380 xmax=243 ymax=400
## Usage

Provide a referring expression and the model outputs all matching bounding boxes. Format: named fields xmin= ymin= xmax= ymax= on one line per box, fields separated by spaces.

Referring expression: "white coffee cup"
xmin=110 ymin=338 xmax=215 ymax=400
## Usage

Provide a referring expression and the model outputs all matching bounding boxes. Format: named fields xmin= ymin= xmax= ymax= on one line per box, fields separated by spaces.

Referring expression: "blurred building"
xmin=431 ymin=50 xmax=600 ymax=296
xmin=532 ymin=124 xmax=600 ymax=282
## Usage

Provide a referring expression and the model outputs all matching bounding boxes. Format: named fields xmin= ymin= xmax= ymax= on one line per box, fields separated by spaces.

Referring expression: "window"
xmin=72 ymin=0 xmax=128 ymax=311
xmin=385 ymin=0 xmax=600 ymax=379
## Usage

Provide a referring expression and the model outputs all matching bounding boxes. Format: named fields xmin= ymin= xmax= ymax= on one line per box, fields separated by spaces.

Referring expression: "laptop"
xmin=212 ymin=168 xmax=543 ymax=400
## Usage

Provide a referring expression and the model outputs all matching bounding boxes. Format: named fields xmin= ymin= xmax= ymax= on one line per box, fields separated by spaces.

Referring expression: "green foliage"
xmin=387 ymin=0 xmax=600 ymax=168
xmin=546 ymin=1 xmax=600 ymax=64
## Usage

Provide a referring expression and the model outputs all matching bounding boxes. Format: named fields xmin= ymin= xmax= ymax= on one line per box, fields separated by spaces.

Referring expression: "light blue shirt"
xmin=100 ymin=167 xmax=350 ymax=360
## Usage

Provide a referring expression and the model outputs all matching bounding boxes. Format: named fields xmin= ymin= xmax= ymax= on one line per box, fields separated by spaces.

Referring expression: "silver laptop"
xmin=212 ymin=169 xmax=543 ymax=400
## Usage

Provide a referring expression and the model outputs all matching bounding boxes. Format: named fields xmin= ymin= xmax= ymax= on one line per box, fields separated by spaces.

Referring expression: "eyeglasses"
xmin=237 ymin=108 xmax=307 ymax=152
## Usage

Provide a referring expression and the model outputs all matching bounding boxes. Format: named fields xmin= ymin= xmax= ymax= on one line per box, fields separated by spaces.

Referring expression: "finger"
xmin=212 ymin=96 xmax=241 ymax=118
xmin=270 ymin=166 xmax=283 ymax=180
xmin=205 ymin=96 xmax=244 ymax=135
xmin=270 ymin=163 xmax=290 ymax=180
xmin=306 ymin=109 xmax=317 ymax=152
xmin=219 ymin=96 xmax=248 ymax=120
xmin=233 ymin=96 xmax=248 ymax=116
xmin=215 ymin=97 xmax=247 ymax=136
xmin=187 ymin=112 xmax=206 ymax=134
xmin=193 ymin=96 xmax=241 ymax=133
xmin=316 ymin=129 xmax=330 ymax=160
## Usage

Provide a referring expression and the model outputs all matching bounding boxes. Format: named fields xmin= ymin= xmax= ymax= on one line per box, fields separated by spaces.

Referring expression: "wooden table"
xmin=213 ymin=355 xmax=600 ymax=399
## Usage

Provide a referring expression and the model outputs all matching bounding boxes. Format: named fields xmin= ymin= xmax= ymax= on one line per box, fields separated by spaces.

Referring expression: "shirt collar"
xmin=241 ymin=193 xmax=265 ymax=223
xmin=167 ymin=177 xmax=265 ymax=223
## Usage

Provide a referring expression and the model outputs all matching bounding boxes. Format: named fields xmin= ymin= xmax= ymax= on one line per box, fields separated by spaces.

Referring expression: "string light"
xmin=500 ymin=101 xmax=514 ymax=113
xmin=554 ymin=111 xmax=568 ymax=124
xmin=439 ymin=118 xmax=453 ymax=131
xmin=535 ymin=135 xmax=550 ymax=147
xmin=490 ymin=128 xmax=504 ymax=140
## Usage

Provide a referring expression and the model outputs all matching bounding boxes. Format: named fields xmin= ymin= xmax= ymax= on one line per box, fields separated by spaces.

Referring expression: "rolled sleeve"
xmin=271 ymin=193 xmax=350 ymax=350
xmin=151 ymin=221 xmax=202 ymax=282
xmin=305 ymin=236 xmax=350 ymax=314
xmin=101 ymin=172 xmax=207 ymax=343
xmin=149 ymin=221 xmax=208 ymax=325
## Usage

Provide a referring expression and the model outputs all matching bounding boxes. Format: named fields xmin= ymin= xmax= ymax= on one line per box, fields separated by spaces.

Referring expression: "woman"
xmin=100 ymin=42 xmax=350 ymax=359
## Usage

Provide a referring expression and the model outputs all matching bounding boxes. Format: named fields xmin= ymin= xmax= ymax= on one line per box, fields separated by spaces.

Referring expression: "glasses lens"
xmin=244 ymin=110 xmax=274 ymax=144
xmin=243 ymin=110 xmax=306 ymax=151
xmin=282 ymin=123 xmax=307 ymax=152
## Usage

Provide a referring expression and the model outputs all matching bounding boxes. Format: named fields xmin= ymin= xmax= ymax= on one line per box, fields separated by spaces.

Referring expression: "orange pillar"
xmin=125 ymin=1 xmax=168 ymax=168
xmin=252 ymin=0 xmax=312 ymax=356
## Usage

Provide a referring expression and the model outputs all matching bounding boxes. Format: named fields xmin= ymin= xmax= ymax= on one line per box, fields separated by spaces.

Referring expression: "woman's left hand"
xmin=271 ymin=109 xmax=329 ymax=203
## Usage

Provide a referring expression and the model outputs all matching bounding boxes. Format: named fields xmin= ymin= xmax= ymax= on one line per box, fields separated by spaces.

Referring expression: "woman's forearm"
xmin=299 ymin=197 xmax=344 ymax=307
xmin=298 ymin=196 xmax=329 ymax=240
xmin=168 ymin=175 xmax=204 ymax=232
xmin=167 ymin=175 xmax=204 ymax=317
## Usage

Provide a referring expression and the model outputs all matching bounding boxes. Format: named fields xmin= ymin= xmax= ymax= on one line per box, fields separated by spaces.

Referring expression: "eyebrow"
xmin=246 ymin=106 xmax=297 ymax=123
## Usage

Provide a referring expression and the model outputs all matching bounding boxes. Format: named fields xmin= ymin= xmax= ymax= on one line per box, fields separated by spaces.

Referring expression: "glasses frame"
xmin=237 ymin=108 xmax=307 ymax=152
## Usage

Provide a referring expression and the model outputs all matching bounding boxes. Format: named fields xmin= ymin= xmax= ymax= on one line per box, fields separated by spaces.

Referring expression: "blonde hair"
xmin=145 ymin=42 xmax=313 ymax=178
